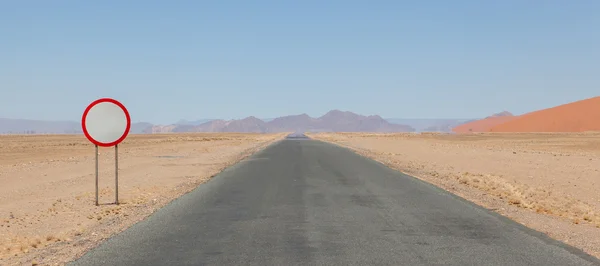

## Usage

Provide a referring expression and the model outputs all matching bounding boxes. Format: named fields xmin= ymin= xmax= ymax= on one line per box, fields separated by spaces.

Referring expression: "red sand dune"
xmin=453 ymin=111 xmax=518 ymax=133
xmin=490 ymin=96 xmax=600 ymax=132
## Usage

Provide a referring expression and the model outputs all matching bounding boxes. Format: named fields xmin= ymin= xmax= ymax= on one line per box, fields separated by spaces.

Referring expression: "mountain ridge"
xmin=150 ymin=110 xmax=416 ymax=133
xmin=0 ymin=110 xmax=416 ymax=134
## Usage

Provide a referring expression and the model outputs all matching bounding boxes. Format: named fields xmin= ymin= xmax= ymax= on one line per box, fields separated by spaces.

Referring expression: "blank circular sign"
xmin=82 ymin=98 xmax=131 ymax=147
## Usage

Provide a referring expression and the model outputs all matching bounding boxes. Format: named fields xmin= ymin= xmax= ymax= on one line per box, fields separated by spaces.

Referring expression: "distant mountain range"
xmin=9 ymin=96 xmax=596 ymax=135
xmin=147 ymin=110 xmax=415 ymax=133
xmin=174 ymin=119 xmax=216 ymax=126
xmin=385 ymin=118 xmax=473 ymax=132
xmin=0 ymin=118 xmax=83 ymax=134
xmin=0 ymin=110 xmax=476 ymax=134
xmin=0 ymin=118 xmax=153 ymax=134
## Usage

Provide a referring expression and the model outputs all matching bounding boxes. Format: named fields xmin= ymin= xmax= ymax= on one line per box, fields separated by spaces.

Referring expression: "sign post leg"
xmin=82 ymin=98 xmax=130 ymax=207
xmin=95 ymin=145 xmax=99 ymax=206
xmin=115 ymin=144 xmax=119 ymax=205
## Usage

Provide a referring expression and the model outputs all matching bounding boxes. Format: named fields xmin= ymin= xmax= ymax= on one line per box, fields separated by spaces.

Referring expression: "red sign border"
xmin=82 ymin=98 xmax=131 ymax=147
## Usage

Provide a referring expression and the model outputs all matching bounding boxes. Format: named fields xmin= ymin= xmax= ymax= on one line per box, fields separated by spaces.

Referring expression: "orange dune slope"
xmin=490 ymin=96 xmax=600 ymax=132
xmin=452 ymin=111 xmax=518 ymax=133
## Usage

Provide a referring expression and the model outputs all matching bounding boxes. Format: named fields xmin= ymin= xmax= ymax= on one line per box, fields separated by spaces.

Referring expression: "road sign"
xmin=82 ymin=98 xmax=131 ymax=147
xmin=82 ymin=98 xmax=130 ymax=206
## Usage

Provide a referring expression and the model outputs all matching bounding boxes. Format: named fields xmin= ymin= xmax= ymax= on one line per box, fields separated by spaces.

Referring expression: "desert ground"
xmin=0 ymin=133 xmax=286 ymax=266
xmin=307 ymin=132 xmax=600 ymax=259
xmin=4 ymin=131 xmax=600 ymax=264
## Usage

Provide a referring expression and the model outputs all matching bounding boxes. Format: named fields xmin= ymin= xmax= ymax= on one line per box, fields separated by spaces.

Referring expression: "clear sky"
xmin=2 ymin=1 xmax=599 ymax=124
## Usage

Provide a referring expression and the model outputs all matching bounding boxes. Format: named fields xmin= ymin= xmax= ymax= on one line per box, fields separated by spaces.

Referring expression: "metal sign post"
xmin=95 ymin=145 xmax=99 ymax=206
xmin=82 ymin=98 xmax=131 ymax=206
xmin=115 ymin=144 xmax=119 ymax=205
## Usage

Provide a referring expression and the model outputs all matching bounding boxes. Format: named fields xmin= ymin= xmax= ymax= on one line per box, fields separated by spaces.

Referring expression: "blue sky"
xmin=2 ymin=1 xmax=599 ymax=124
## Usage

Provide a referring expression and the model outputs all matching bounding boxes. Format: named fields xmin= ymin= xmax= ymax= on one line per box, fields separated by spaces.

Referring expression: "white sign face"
xmin=84 ymin=101 xmax=129 ymax=145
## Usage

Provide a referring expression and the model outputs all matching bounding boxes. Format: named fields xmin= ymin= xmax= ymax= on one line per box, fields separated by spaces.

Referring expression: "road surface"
xmin=70 ymin=137 xmax=600 ymax=265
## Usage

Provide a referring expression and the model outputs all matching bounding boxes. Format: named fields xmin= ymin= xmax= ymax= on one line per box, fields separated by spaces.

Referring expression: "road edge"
xmin=309 ymin=138 xmax=600 ymax=265
xmin=58 ymin=135 xmax=288 ymax=265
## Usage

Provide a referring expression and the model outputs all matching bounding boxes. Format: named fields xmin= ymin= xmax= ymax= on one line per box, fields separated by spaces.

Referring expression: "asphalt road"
xmin=70 ymin=137 xmax=600 ymax=266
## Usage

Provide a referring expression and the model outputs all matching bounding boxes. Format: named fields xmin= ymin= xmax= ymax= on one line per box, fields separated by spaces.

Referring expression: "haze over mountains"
xmin=0 ymin=110 xmax=441 ymax=134
xmin=0 ymin=118 xmax=82 ymax=134
xmin=387 ymin=118 xmax=472 ymax=133
xmin=452 ymin=111 xmax=517 ymax=133
xmin=0 ymin=118 xmax=157 ymax=135
xmin=149 ymin=110 xmax=415 ymax=133
xmin=4 ymin=96 xmax=598 ymax=134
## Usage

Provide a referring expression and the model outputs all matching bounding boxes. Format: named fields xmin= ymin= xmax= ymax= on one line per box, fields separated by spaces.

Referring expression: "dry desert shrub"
xmin=452 ymin=171 xmax=599 ymax=225
xmin=419 ymin=132 xmax=446 ymax=136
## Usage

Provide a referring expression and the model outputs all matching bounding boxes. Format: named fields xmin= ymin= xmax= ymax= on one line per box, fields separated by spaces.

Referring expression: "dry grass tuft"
xmin=450 ymin=171 xmax=600 ymax=224
xmin=29 ymin=239 xmax=41 ymax=249
xmin=19 ymin=244 xmax=29 ymax=253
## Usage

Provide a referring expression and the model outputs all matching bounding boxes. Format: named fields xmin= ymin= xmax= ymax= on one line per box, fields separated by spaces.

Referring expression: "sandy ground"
xmin=307 ymin=132 xmax=600 ymax=259
xmin=0 ymin=133 xmax=286 ymax=266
